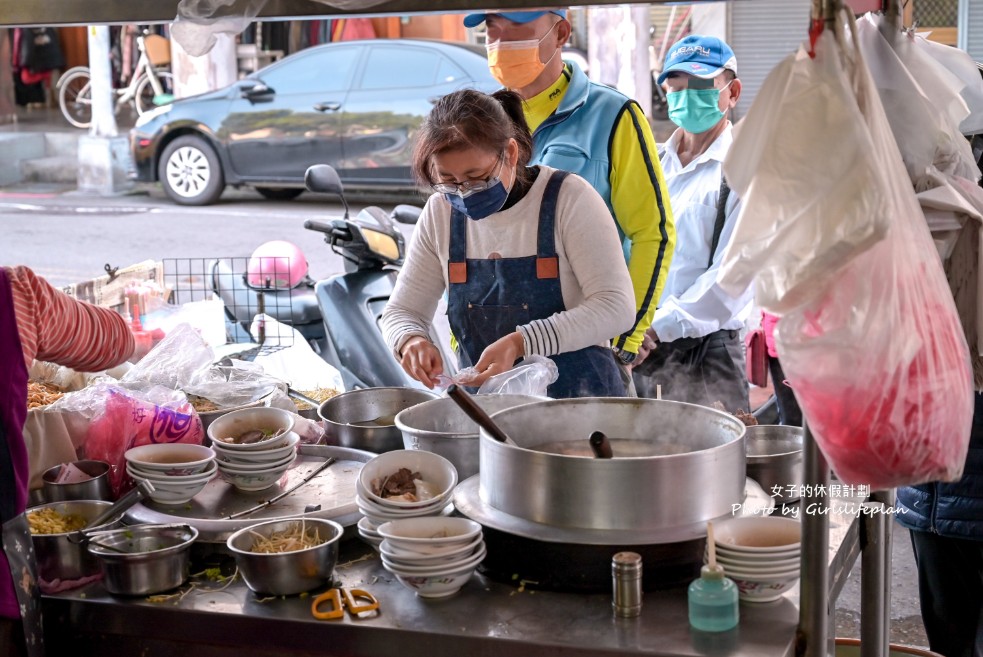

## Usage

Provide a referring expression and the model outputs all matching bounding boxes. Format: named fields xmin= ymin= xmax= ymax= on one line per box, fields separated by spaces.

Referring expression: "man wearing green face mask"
xmin=632 ymin=35 xmax=754 ymax=414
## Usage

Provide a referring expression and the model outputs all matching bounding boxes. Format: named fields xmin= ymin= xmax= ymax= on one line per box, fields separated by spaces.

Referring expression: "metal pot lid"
xmin=124 ymin=445 xmax=374 ymax=543
xmin=452 ymin=475 xmax=774 ymax=546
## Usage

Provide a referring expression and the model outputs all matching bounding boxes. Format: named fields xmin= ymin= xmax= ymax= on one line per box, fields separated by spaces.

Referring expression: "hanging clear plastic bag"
xmin=717 ymin=22 xmax=891 ymax=313
xmin=768 ymin=12 xmax=974 ymax=490
xmin=120 ymin=323 xmax=214 ymax=392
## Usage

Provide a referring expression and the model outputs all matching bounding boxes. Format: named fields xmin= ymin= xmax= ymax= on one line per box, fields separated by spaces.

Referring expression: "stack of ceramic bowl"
xmin=124 ymin=444 xmax=217 ymax=505
xmin=709 ymin=516 xmax=802 ymax=602
xmin=355 ymin=450 xmax=458 ymax=550
xmin=207 ymin=407 xmax=300 ymax=492
xmin=376 ymin=517 xmax=486 ymax=598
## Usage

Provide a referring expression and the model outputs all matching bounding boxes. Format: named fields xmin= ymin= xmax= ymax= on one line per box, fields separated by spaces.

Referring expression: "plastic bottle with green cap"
xmin=688 ymin=522 xmax=739 ymax=632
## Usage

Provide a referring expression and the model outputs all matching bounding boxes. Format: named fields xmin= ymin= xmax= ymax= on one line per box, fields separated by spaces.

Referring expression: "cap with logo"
xmin=657 ymin=35 xmax=737 ymax=85
xmin=463 ymin=10 xmax=567 ymax=28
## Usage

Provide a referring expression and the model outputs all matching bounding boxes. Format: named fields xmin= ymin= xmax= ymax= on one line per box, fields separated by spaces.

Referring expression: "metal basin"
xmin=319 ymin=387 xmax=439 ymax=453
xmin=28 ymin=500 xmax=121 ymax=582
xmin=480 ymin=398 xmax=746 ymax=536
xmin=744 ymin=425 xmax=804 ymax=503
xmin=395 ymin=394 xmax=546 ymax=479
xmin=87 ymin=524 xmax=198 ymax=596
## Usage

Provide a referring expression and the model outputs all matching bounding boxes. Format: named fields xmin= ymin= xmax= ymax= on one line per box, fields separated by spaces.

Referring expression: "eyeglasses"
xmin=431 ymin=155 xmax=505 ymax=195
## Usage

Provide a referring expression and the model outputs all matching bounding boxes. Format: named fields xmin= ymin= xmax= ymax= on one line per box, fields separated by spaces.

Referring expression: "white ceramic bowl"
xmin=376 ymin=517 xmax=482 ymax=554
xmin=714 ymin=552 xmax=800 ymax=572
xmin=357 ymin=516 xmax=381 ymax=536
xmin=212 ymin=432 xmax=300 ymax=465
xmin=358 ymin=450 xmax=458 ymax=509
xmin=127 ymin=466 xmax=215 ymax=505
xmin=355 ymin=493 xmax=448 ymax=520
xmin=355 ymin=478 xmax=451 ymax=513
xmin=124 ymin=443 xmax=215 ymax=476
xmin=127 ymin=460 xmax=217 ymax=483
xmin=381 ymin=541 xmax=486 ymax=575
xmin=207 ymin=407 xmax=296 ymax=451
xmin=712 ymin=516 xmax=801 ymax=553
xmin=731 ymin=572 xmax=800 ymax=602
xmin=218 ymin=460 xmax=293 ymax=492
xmin=392 ymin=570 xmax=473 ymax=599
xmin=216 ymin=451 xmax=296 ymax=473
xmin=379 ymin=535 xmax=483 ymax=566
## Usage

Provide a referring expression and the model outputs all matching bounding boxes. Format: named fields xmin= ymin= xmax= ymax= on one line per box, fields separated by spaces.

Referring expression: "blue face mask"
xmin=667 ymin=84 xmax=730 ymax=134
xmin=443 ymin=178 xmax=509 ymax=220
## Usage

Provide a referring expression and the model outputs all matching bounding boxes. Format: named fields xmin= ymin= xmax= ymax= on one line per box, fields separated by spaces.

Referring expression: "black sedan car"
xmin=130 ymin=39 xmax=498 ymax=205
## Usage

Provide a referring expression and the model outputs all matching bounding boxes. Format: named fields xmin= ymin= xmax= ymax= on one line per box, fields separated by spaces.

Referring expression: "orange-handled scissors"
xmin=311 ymin=587 xmax=379 ymax=620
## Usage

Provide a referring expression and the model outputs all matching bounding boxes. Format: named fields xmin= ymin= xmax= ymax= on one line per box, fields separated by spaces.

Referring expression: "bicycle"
xmin=57 ymin=30 xmax=175 ymax=129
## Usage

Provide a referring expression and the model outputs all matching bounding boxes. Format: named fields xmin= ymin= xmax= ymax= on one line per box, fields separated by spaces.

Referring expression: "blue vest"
xmin=530 ymin=64 xmax=633 ymax=260
xmin=896 ymin=392 xmax=983 ymax=541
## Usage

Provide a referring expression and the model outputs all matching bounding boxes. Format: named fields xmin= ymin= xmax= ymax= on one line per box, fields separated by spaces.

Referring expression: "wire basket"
xmin=162 ymin=257 xmax=308 ymax=355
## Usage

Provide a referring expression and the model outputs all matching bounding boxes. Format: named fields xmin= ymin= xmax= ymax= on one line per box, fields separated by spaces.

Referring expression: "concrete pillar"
xmin=77 ymin=25 xmax=133 ymax=195
xmin=171 ymin=32 xmax=237 ymax=99
xmin=587 ymin=4 xmax=652 ymax=117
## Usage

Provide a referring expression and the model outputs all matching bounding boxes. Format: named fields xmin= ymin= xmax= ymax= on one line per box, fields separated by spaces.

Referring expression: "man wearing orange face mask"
xmin=465 ymin=10 xmax=676 ymax=392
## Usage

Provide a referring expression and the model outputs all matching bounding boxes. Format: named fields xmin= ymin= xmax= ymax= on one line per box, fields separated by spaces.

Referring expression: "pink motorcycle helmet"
xmin=246 ymin=240 xmax=308 ymax=289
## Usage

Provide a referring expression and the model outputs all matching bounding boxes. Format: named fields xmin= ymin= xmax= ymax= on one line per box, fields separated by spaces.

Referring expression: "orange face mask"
xmin=486 ymin=22 xmax=559 ymax=90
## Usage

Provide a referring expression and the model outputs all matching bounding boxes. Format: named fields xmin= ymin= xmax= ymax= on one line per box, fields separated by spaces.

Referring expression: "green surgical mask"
xmin=667 ymin=83 xmax=730 ymax=134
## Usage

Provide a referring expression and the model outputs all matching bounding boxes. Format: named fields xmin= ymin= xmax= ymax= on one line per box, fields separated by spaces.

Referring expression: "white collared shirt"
xmin=652 ymin=123 xmax=753 ymax=343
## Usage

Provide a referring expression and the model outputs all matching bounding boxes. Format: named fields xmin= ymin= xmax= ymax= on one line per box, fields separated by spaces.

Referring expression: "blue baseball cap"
xmin=463 ymin=10 xmax=567 ymax=28
xmin=657 ymin=35 xmax=737 ymax=85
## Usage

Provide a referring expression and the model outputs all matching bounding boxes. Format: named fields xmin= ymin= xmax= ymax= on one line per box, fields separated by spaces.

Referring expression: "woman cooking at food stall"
xmin=0 ymin=265 xmax=134 ymax=657
xmin=380 ymin=89 xmax=635 ymax=398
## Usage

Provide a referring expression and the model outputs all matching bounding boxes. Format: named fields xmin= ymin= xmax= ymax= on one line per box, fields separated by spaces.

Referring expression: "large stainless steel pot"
xmin=319 ymin=387 xmax=440 ymax=453
xmin=394 ymin=394 xmax=546 ymax=479
xmin=480 ymin=398 xmax=746 ymax=537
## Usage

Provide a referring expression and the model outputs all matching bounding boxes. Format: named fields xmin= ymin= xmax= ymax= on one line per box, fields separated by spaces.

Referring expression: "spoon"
xmin=588 ymin=431 xmax=614 ymax=459
xmin=446 ymin=384 xmax=516 ymax=446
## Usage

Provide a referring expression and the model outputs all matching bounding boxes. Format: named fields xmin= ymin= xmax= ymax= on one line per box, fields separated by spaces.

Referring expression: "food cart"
xmin=0 ymin=1 xmax=920 ymax=656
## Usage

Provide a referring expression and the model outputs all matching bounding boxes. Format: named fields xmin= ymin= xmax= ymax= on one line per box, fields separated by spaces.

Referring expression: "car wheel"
xmin=159 ymin=135 xmax=225 ymax=206
xmin=255 ymin=187 xmax=305 ymax=201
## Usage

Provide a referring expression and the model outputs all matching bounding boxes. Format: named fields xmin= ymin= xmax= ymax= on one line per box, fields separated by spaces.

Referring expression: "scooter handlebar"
xmin=304 ymin=218 xmax=350 ymax=238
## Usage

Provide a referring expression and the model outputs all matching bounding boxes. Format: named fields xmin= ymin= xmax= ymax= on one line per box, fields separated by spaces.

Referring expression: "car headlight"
xmin=135 ymin=104 xmax=173 ymax=128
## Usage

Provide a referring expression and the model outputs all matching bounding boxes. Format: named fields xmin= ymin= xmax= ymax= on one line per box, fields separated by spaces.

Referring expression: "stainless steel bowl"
xmin=41 ymin=460 xmax=112 ymax=502
xmin=87 ymin=524 xmax=198 ymax=596
xmin=319 ymin=387 xmax=440 ymax=453
xmin=744 ymin=425 xmax=804 ymax=503
xmin=27 ymin=500 xmax=120 ymax=581
xmin=395 ymin=394 xmax=546 ymax=479
xmin=226 ymin=518 xmax=343 ymax=595
xmin=480 ymin=398 xmax=747 ymax=538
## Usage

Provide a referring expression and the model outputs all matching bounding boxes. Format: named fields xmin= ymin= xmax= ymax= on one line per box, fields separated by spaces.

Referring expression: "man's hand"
xmin=468 ymin=332 xmax=525 ymax=387
xmin=633 ymin=327 xmax=659 ymax=368
xmin=398 ymin=336 xmax=444 ymax=389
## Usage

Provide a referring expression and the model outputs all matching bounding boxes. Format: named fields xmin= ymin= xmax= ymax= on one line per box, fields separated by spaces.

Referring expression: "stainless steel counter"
xmin=41 ymin=494 xmax=865 ymax=657
xmin=43 ymin=539 xmax=803 ymax=657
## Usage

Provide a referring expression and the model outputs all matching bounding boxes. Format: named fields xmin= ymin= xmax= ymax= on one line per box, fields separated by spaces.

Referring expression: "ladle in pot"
xmin=67 ymin=479 xmax=156 ymax=548
xmin=445 ymin=385 xmax=517 ymax=446
xmin=589 ymin=431 xmax=614 ymax=459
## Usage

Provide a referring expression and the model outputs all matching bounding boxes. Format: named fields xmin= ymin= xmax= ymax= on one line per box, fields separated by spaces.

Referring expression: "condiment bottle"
xmin=611 ymin=551 xmax=642 ymax=617
xmin=688 ymin=523 xmax=738 ymax=632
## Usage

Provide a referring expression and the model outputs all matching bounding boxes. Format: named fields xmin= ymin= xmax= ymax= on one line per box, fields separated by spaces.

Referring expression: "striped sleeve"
xmin=8 ymin=266 xmax=135 ymax=371
xmin=607 ymin=101 xmax=676 ymax=356
xmin=519 ymin=318 xmax=561 ymax=358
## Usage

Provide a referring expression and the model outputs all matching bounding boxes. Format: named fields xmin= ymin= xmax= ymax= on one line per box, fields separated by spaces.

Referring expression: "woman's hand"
xmin=399 ymin=336 xmax=444 ymax=389
xmin=468 ymin=332 xmax=525 ymax=387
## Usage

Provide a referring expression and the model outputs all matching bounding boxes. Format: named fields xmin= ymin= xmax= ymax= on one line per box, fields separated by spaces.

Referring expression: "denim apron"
xmin=0 ymin=268 xmax=44 ymax=657
xmin=446 ymin=170 xmax=624 ymax=399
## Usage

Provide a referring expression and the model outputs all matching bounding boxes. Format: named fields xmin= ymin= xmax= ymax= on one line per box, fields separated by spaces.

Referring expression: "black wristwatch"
xmin=613 ymin=347 xmax=636 ymax=365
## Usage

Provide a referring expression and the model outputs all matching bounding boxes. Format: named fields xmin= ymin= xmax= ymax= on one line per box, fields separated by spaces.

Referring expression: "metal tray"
xmin=453 ymin=475 xmax=774 ymax=546
xmin=124 ymin=445 xmax=374 ymax=543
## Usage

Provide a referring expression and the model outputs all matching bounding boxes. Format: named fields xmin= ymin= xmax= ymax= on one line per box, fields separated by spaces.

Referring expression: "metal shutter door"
xmin=959 ymin=0 xmax=983 ymax=62
xmin=727 ymin=0 xmax=811 ymax=119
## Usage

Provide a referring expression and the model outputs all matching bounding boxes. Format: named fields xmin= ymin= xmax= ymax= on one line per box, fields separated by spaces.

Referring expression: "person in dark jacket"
xmin=896 ymin=399 xmax=983 ymax=657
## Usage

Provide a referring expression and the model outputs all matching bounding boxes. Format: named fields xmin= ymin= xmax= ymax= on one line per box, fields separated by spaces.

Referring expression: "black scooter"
xmin=210 ymin=164 xmax=446 ymax=391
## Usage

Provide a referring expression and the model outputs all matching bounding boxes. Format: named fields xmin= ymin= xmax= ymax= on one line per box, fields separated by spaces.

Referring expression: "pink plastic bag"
xmin=74 ymin=385 xmax=204 ymax=497
xmin=773 ymin=15 xmax=973 ymax=490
